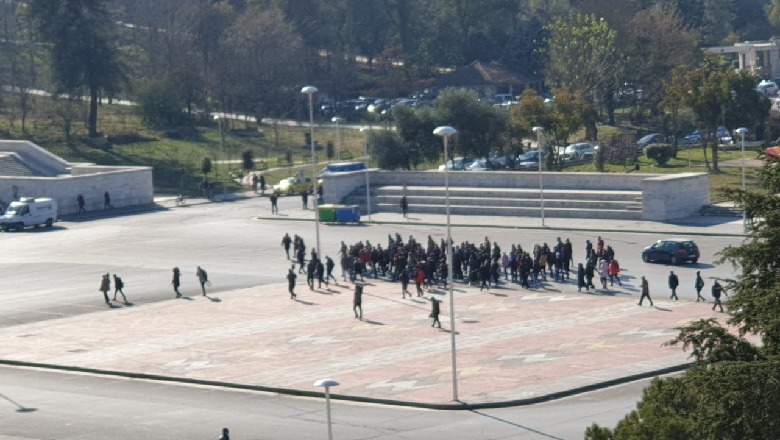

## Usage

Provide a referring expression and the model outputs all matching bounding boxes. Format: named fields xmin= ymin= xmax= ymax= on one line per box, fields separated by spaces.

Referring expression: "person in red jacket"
xmin=414 ymin=265 xmax=426 ymax=297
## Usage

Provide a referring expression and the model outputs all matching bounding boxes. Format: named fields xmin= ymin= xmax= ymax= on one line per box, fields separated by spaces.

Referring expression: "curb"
xmin=255 ymin=216 xmax=746 ymax=238
xmin=0 ymin=359 xmax=691 ymax=410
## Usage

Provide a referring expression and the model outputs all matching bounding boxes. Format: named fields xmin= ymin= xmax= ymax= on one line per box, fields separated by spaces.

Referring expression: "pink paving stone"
xmin=0 ymin=277 xmax=730 ymax=404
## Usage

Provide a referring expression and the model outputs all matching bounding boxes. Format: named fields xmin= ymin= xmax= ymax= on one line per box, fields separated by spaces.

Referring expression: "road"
xmin=0 ymin=196 xmax=741 ymax=328
xmin=0 ymin=365 xmax=661 ymax=440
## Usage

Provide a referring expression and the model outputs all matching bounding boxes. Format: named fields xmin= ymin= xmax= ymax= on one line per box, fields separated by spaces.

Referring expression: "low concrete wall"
xmin=0 ymin=140 xmax=154 ymax=215
xmin=642 ymin=173 xmax=710 ymax=221
xmin=322 ymin=170 xmax=710 ymax=221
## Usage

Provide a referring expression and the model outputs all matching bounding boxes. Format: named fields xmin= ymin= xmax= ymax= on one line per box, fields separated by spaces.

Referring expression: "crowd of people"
xmin=280 ymin=232 xmax=729 ymax=314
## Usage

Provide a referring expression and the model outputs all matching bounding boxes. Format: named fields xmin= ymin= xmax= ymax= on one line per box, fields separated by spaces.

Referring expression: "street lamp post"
xmin=214 ymin=114 xmax=226 ymax=196
xmin=301 ymin=86 xmax=321 ymax=260
xmin=360 ymin=127 xmax=371 ymax=220
xmin=532 ymin=126 xmax=545 ymax=227
xmin=433 ymin=125 xmax=458 ymax=402
xmin=332 ymin=117 xmax=343 ymax=161
xmin=736 ymin=127 xmax=748 ymax=231
xmin=313 ymin=379 xmax=340 ymax=440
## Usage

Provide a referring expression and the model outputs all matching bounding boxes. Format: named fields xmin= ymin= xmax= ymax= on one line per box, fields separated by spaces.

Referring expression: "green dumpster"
xmin=318 ymin=204 xmax=337 ymax=222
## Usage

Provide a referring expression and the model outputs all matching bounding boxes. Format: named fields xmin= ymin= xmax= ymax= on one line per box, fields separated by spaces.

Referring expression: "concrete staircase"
xmin=342 ymin=185 xmax=644 ymax=220
xmin=0 ymin=153 xmax=40 ymax=176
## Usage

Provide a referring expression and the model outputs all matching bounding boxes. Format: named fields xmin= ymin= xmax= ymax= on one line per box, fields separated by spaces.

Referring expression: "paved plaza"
xmin=0 ymin=198 xmax=740 ymax=408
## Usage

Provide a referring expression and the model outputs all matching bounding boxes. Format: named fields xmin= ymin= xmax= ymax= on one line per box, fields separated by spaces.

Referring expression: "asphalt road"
xmin=0 ymin=365 xmax=662 ymax=440
xmin=0 ymin=196 xmax=742 ymax=328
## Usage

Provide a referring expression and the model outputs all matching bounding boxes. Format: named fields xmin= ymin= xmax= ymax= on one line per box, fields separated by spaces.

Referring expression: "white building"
xmin=705 ymin=40 xmax=780 ymax=80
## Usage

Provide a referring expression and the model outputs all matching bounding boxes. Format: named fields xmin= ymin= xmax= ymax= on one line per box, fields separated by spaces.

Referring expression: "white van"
xmin=0 ymin=197 xmax=58 ymax=231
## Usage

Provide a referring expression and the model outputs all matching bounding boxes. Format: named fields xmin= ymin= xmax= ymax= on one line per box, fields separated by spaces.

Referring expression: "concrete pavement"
xmin=1 ymin=195 xmax=744 ymax=409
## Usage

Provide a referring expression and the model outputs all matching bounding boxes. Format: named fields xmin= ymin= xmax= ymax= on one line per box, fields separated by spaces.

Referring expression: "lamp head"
xmin=213 ymin=115 xmax=219 ymax=120
xmin=314 ymin=378 xmax=340 ymax=388
xmin=736 ymin=127 xmax=748 ymax=135
xmin=532 ymin=126 xmax=544 ymax=133
xmin=433 ymin=126 xmax=457 ymax=137
xmin=331 ymin=117 xmax=342 ymax=123
xmin=301 ymin=85 xmax=319 ymax=95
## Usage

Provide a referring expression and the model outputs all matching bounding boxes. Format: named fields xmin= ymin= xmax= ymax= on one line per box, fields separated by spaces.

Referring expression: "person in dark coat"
xmin=112 ymin=274 xmax=127 ymax=303
xmin=281 ymin=233 xmax=292 ymax=259
xmin=252 ymin=175 xmax=259 ymax=192
xmin=638 ymin=276 xmax=653 ymax=306
xmin=353 ymin=283 xmax=364 ymax=320
xmin=400 ymin=269 xmax=411 ymax=298
xmin=99 ymin=273 xmax=110 ymax=305
xmin=430 ymin=297 xmax=441 ymax=328
xmin=316 ymin=258 xmax=326 ymax=288
xmin=577 ymin=263 xmax=586 ymax=292
xmin=259 ymin=175 xmax=266 ymax=195
xmin=218 ymin=427 xmax=230 ymax=440
xmin=695 ymin=271 xmax=706 ymax=302
xmin=301 ymin=190 xmax=309 ymax=210
xmin=325 ymin=256 xmax=337 ymax=284
xmin=400 ymin=195 xmax=408 ymax=218
xmin=287 ymin=268 xmax=297 ymax=299
xmin=270 ymin=192 xmax=278 ymax=214
xmin=77 ymin=194 xmax=86 ymax=214
xmin=104 ymin=191 xmax=113 ymax=209
xmin=711 ymin=280 xmax=725 ymax=312
xmin=306 ymin=259 xmax=316 ymax=290
xmin=172 ymin=267 xmax=182 ymax=298
xmin=196 ymin=266 xmax=208 ymax=296
xmin=668 ymin=271 xmax=679 ymax=300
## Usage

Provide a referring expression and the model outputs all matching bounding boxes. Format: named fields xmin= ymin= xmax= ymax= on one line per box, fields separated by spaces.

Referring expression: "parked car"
xmin=515 ymin=151 xmax=544 ymax=171
xmin=562 ymin=142 xmax=597 ymax=160
xmin=438 ymin=157 xmax=474 ymax=171
xmin=717 ymin=126 xmax=733 ymax=144
xmin=272 ymin=176 xmax=314 ymax=195
xmin=641 ymin=238 xmax=699 ymax=265
xmin=637 ymin=133 xmax=665 ymax=150
xmin=465 ymin=158 xmax=493 ymax=171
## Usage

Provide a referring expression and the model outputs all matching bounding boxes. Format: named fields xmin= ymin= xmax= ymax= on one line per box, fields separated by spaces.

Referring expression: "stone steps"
xmin=342 ymin=185 xmax=644 ymax=220
xmin=0 ymin=154 xmax=39 ymax=176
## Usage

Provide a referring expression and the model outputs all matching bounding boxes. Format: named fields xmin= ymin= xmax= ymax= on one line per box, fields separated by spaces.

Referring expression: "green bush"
xmin=645 ymin=143 xmax=674 ymax=166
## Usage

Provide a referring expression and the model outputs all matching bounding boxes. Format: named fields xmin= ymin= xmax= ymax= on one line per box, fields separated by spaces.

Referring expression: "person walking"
xmin=252 ymin=175 xmax=259 ymax=193
xmin=608 ymin=259 xmax=622 ymax=286
xmin=316 ymin=258 xmax=326 ymax=288
xmin=196 ymin=266 xmax=209 ymax=296
xmin=301 ymin=190 xmax=309 ymax=210
xmin=281 ymin=233 xmax=292 ymax=259
xmin=77 ymin=194 xmax=86 ymax=214
xmin=112 ymin=274 xmax=127 ymax=303
xmin=104 ymin=191 xmax=113 ymax=209
xmin=287 ymin=268 xmax=297 ymax=299
xmin=259 ymin=175 xmax=266 ymax=195
xmin=400 ymin=269 xmax=411 ymax=298
xmin=695 ymin=271 xmax=706 ymax=302
xmin=414 ymin=266 xmax=425 ymax=296
xmin=306 ymin=259 xmax=316 ymax=290
xmin=638 ymin=275 xmax=654 ymax=306
xmin=325 ymin=256 xmax=337 ymax=284
xmin=270 ymin=192 xmax=278 ymax=214
xmin=218 ymin=427 xmax=230 ymax=440
xmin=400 ymin=195 xmax=408 ymax=218
xmin=668 ymin=270 xmax=679 ymax=300
xmin=598 ymin=259 xmax=609 ymax=289
xmin=172 ymin=267 xmax=182 ymax=298
xmin=577 ymin=263 xmax=586 ymax=292
xmin=429 ymin=297 xmax=441 ymax=328
xmin=711 ymin=280 xmax=725 ymax=312
xmin=99 ymin=273 xmax=111 ymax=305
xmin=353 ymin=283 xmax=364 ymax=320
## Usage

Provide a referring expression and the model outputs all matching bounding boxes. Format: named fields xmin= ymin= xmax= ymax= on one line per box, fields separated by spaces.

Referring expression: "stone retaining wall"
xmin=0 ymin=141 xmax=154 ymax=215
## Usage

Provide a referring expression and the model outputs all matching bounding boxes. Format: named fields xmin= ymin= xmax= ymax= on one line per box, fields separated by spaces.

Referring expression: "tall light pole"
xmin=533 ymin=126 xmax=545 ymax=226
xmin=736 ymin=127 xmax=748 ymax=231
xmin=313 ymin=379 xmax=340 ymax=440
xmin=433 ymin=125 xmax=458 ymax=402
xmin=301 ymin=86 xmax=321 ymax=260
xmin=360 ymin=127 xmax=371 ymax=220
xmin=214 ymin=114 xmax=224 ymax=179
xmin=331 ymin=117 xmax=343 ymax=161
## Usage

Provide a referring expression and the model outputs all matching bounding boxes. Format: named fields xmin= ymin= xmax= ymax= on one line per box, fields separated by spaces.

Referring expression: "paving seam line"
xmin=0 ymin=359 xmax=692 ymax=410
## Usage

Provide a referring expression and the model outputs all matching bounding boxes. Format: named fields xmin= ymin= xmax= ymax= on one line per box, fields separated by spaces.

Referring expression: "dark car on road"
xmin=641 ymin=238 xmax=699 ymax=265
